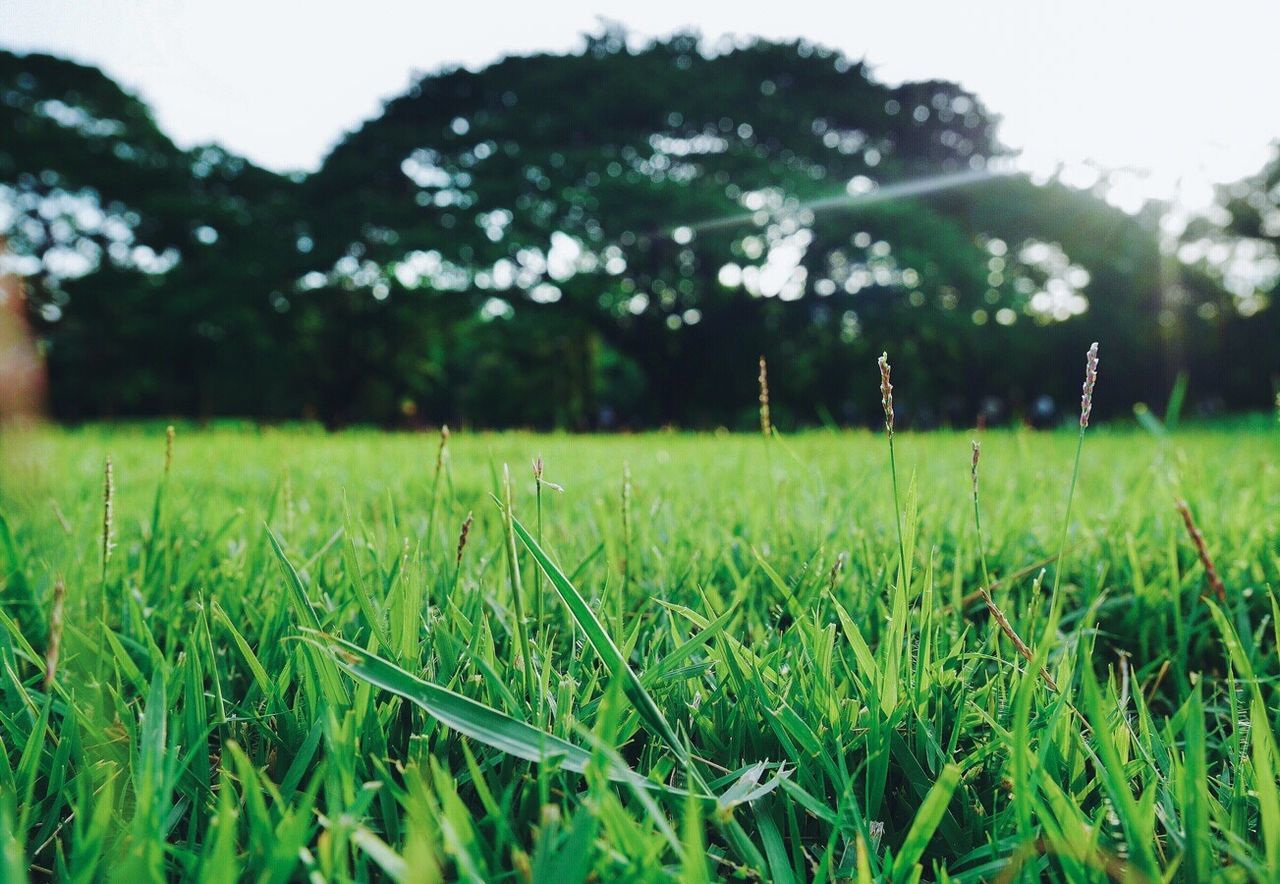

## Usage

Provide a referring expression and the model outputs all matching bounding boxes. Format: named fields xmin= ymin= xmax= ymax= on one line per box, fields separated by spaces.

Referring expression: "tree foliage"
xmin=0 ymin=32 xmax=1273 ymax=426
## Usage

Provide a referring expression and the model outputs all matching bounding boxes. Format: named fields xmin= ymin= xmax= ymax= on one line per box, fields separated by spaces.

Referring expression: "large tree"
xmin=0 ymin=51 xmax=308 ymax=418
xmin=1 ymin=33 xmax=1267 ymax=426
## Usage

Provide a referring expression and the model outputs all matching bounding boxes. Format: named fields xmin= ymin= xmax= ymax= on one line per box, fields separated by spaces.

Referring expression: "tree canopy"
xmin=1 ymin=31 xmax=1274 ymax=427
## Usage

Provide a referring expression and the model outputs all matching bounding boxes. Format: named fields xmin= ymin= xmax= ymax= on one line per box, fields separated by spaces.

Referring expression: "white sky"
xmin=3 ymin=0 xmax=1277 ymax=207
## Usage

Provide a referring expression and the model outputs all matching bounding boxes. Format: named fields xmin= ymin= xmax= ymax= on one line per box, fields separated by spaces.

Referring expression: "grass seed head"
xmin=827 ymin=552 xmax=846 ymax=592
xmin=622 ymin=462 xmax=632 ymax=519
xmin=436 ymin=424 xmax=450 ymax=472
xmin=877 ymin=351 xmax=894 ymax=436
xmin=164 ymin=425 xmax=175 ymax=475
xmin=1176 ymin=498 xmax=1226 ymax=602
xmin=42 ymin=576 xmax=65 ymax=690
xmin=533 ymin=454 xmax=563 ymax=493
xmin=971 ymin=440 xmax=981 ymax=495
xmin=980 ymin=588 xmax=1059 ymax=692
xmin=456 ymin=510 xmax=474 ymax=567
xmin=757 ymin=356 xmax=772 ymax=438
xmin=102 ymin=456 xmax=115 ymax=571
xmin=531 ymin=454 xmax=563 ymax=492
xmin=1080 ymin=342 xmax=1100 ymax=428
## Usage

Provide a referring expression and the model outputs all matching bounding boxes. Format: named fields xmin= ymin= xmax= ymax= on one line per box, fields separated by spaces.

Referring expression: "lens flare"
xmin=672 ymin=166 xmax=1013 ymax=237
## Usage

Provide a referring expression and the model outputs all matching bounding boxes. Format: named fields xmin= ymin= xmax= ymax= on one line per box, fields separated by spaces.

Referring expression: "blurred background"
xmin=1 ymin=1 xmax=1277 ymax=429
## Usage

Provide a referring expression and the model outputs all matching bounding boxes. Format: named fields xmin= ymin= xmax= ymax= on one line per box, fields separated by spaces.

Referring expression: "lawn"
xmin=1 ymin=419 xmax=1278 ymax=881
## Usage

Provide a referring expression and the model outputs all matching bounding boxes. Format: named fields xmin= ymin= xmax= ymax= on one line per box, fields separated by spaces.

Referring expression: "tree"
xmin=1 ymin=34 xmax=1269 ymax=426
xmin=0 ymin=51 xmax=309 ymax=417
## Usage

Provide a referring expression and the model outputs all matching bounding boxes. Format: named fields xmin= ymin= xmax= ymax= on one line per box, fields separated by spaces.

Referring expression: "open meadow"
xmin=1 ymin=419 xmax=1279 ymax=881
xmin=6 ymin=4 xmax=1280 ymax=881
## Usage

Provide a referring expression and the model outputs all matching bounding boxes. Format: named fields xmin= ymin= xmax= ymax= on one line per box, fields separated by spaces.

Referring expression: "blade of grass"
xmin=509 ymin=510 xmax=769 ymax=873
xmin=266 ymin=526 xmax=350 ymax=708
xmin=510 ymin=512 xmax=682 ymax=756
xmin=314 ymin=632 xmax=653 ymax=788
xmin=889 ymin=763 xmax=960 ymax=884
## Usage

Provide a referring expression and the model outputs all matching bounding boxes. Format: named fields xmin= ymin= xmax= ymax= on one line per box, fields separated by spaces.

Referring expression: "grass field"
xmin=1 ymin=417 xmax=1279 ymax=881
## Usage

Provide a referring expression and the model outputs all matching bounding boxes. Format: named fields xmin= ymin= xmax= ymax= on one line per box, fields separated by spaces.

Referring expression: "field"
xmin=1 ymin=420 xmax=1279 ymax=881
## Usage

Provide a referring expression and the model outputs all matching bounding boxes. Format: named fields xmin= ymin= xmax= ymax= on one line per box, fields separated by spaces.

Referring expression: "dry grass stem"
xmin=1176 ymin=498 xmax=1226 ymax=602
xmin=980 ymin=588 xmax=1059 ymax=692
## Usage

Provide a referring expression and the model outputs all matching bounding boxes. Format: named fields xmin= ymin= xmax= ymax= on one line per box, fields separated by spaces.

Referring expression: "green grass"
xmin=1 ymin=419 xmax=1278 ymax=881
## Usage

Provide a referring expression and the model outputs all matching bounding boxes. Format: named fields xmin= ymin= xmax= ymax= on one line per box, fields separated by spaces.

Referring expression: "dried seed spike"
xmin=1176 ymin=499 xmax=1226 ymax=602
xmin=42 ymin=577 xmax=65 ymax=689
xmin=456 ymin=511 xmax=474 ymax=567
xmin=980 ymin=588 xmax=1059 ymax=692
xmin=533 ymin=454 xmax=544 ymax=481
xmin=1080 ymin=342 xmax=1100 ymax=428
xmin=877 ymin=351 xmax=894 ymax=436
xmin=757 ymin=356 xmax=772 ymax=438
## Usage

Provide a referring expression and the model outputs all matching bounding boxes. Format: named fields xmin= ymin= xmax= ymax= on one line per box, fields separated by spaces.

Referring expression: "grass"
xmin=0 ymin=417 xmax=1278 ymax=881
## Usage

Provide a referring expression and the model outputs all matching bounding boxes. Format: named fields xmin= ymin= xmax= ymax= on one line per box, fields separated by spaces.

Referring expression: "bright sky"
xmin=3 ymin=0 xmax=1276 ymax=208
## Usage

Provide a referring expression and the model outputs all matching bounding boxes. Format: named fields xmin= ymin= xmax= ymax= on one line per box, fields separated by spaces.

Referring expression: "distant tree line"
xmin=1 ymin=29 xmax=1276 ymax=428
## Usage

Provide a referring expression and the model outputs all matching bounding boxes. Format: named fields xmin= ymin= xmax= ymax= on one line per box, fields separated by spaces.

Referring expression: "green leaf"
xmin=266 ymin=526 xmax=350 ymax=708
xmin=510 ymin=512 xmax=770 ymax=874
xmin=510 ymin=513 xmax=683 ymax=758
xmin=889 ymin=763 xmax=960 ymax=883
xmin=1079 ymin=666 xmax=1159 ymax=879
xmin=1182 ymin=688 xmax=1211 ymax=881
xmin=315 ymin=633 xmax=644 ymax=785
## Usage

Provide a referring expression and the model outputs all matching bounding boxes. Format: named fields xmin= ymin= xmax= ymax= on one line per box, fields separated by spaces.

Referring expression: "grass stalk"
xmin=501 ymin=463 xmax=536 ymax=706
xmin=97 ymin=455 xmax=114 ymax=670
xmin=1046 ymin=342 xmax=1098 ymax=624
xmin=42 ymin=577 xmax=65 ymax=690
xmin=759 ymin=355 xmax=783 ymax=529
xmin=970 ymin=441 xmax=993 ymax=592
xmin=450 ymin=510 xmax=473 ymax=605
xmin=879 ymin=353 xmax=909 ymax=587
xmin=620 ymin=462 xmax=632 ymax=638
xmin=534 ymin=456 xmax=545 ymax=626
xmin=425 ymin=425 xmax=449 ymax=546
xmin=971 ymin=440 xmax=1059 ymax=691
